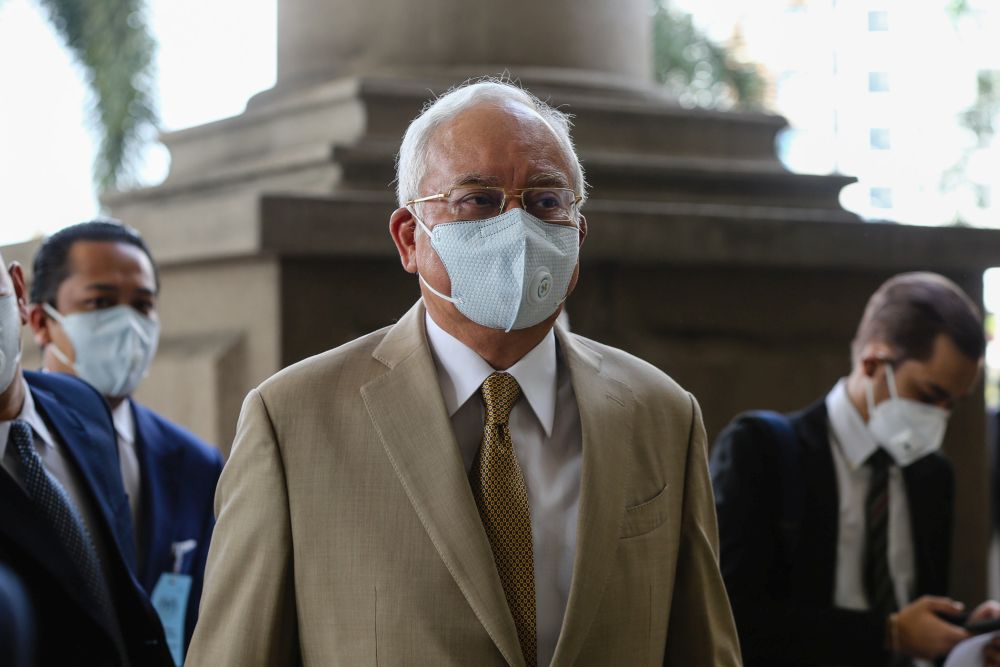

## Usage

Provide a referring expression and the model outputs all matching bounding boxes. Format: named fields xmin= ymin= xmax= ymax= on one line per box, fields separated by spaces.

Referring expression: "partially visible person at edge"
xmin=711 ymin=271 xmax=1000 ymax=667
xmin=27 ymin=220 xmax=223 ymax=663
xmin=185 ymin=78 xmax=741 ymax=666
xmin=0 ymin=247 xmax=172 ymax=665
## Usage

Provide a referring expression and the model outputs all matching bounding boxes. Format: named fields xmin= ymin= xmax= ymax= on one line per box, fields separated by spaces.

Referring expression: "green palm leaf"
xmin=35 ymin=0 xmax=158 ymax=190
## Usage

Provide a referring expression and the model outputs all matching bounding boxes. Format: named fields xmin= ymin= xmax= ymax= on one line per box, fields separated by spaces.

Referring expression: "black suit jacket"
xmin=0 ymin=371 xmax=171 ymax=667
xmin=710 ymin=399 xmax=954 ymax=667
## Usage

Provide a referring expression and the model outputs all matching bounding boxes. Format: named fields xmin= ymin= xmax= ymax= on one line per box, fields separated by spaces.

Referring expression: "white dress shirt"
xmin=112 ymin=398 xmax=142 ymax=555
xmin=424 ymin=313 xmax=582 ymax=667
xmin=826 ymin=379 xmax=925 ymax=664
xmin=0 ymin=378 xmax=116 ymax=578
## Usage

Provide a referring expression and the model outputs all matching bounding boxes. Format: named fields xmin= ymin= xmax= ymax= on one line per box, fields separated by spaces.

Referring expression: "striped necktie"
xmin=865 ymin=447 xmax=912 ymax=666
xmin=471 ymin=372 xmax=537 ymax=667
xmin=7 ymin=420 xmax=117 ymax=628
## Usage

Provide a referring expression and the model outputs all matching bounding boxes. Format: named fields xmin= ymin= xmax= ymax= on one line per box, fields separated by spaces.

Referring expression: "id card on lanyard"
xmin=151 ymin=539 xmax=197 ymax=666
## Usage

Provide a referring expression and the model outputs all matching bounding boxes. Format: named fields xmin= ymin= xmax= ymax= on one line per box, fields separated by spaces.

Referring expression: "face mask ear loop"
xmin=864 ymin=375 xmax=877 ymax=418
xmin=410 ymin=206 xmax=463 ymax=306
xmin=884 ymin=359 xmax=900 ymax=401
xmin=47 ymin=341 xmax=74 ymax=369
xmin=418 ymin=274 xmax=460 ymax=305
xmin=408 ymin=206 xmax=434 ymax=238
xmin=41 ymin=303 xmax=75 ymax=370
xmin=41 ymin=302 xmax=64 ymax=325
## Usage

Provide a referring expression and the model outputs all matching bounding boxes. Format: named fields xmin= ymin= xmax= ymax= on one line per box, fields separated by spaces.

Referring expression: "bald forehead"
xmin=422 ymin=100 xmax=574 ymax=191
xmin=435 ymin=99 xmax=560 ymax=144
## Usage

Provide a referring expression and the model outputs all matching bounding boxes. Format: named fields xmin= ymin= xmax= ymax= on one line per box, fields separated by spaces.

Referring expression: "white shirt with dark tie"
xmin=424 ymin=313 xmax=582 ymax=667
xmin=825 ymin=379 xmax=928 ymax=667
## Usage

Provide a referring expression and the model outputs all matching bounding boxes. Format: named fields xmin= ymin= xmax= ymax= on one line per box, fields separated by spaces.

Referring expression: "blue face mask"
xmin=413 ymin=207 xmax=580 ymax=332
xmin=44 ymin=303 xmax=160 ymax=399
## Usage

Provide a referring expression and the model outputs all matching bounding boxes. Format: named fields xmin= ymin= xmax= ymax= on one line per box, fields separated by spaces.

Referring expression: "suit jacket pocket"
xmin=620 ymin=484 xmax=670 ymax=538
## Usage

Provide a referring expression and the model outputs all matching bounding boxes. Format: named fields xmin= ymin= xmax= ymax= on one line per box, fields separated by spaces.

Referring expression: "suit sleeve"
xmin=185 ymin=389 xmax=300 ymax=667
xmin=711 ymin=417 xmax=888 ymax=667
xmin=662 ymin=394 xmax=742 ymax=667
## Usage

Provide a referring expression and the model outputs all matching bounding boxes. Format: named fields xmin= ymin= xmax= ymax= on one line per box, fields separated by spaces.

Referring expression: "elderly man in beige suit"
xmin=187 ymin=80 xmax=740 ymax=667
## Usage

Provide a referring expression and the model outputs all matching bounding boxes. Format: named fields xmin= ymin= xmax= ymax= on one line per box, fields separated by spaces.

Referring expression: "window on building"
xmin=869 ymin=71 xmax=890 ymax=92
xmin=869 ymin=128 xmax=891 ymax=149
xmin=868 ymin=10 xmax=889 ymax=31
xmin=870 ymin=187 xmax=893 ymax=208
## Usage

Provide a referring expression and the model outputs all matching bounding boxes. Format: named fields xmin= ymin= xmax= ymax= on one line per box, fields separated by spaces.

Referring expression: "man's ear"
xmin=859 ymin=342 xmax=894 ymax=378
xmin=27 ymin=303 xmax=53 ymax=347
xmin=389 ymin=207 xmax=419 ymax=274
xmin=577 ymin=214 xmax=587 ymax=247
xmin=7 ymin=263 xmax=28 ymax=325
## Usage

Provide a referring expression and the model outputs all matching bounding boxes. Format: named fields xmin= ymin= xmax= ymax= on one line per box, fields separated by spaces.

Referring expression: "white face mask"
xmin=0 ymin=293 xmax=23 ymax=394
xmin=865 ymin=361 xmax=950 ymax=466
xmin=44 ymin=303 xmax=160 ymax=399
xmin=413 ymin=207 xmax=580 ymax=332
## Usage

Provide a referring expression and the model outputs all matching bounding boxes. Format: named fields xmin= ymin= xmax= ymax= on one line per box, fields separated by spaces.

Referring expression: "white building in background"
xmin=674 ymin=0 xmax=1000 ymax=227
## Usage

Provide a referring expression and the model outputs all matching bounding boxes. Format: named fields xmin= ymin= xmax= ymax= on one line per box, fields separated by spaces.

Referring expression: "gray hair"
xmin=395 ymin=79 xmax=587 ymax=210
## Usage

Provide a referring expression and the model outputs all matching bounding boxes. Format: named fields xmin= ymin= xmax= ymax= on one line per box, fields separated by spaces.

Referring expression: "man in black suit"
xmin=711 ymin=272 xmax=997 ymax=667
xmin=0 ymin=249 xmax=171 ymax=666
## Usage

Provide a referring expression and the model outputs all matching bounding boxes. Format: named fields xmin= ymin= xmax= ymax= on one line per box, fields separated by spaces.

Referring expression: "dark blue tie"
xmin=7 ymin=420 xmax=116 ymax=626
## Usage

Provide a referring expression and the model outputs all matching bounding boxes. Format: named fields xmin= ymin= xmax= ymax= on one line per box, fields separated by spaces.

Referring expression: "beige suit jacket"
xmin=187 ymin=301 xmax=740 ymax=666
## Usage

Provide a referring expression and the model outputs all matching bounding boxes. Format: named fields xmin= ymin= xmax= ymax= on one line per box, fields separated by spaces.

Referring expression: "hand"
xmin=985 ymin=634 xmax=1000 ymax=667
xmin=970 ymin=600 xmax=1000 ymax=624
xmin=894 ymin=596 xmax=970 ymax=660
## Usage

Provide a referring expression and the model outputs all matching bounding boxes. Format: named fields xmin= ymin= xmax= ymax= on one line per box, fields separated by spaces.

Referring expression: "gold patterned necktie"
xmin=471 ymin=372 xmax=537 ymax=667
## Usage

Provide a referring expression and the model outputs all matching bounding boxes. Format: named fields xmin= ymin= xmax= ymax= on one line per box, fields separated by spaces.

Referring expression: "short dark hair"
xmin=29 ymin=219 xmax=159 ymax=306
xmin=851 ymin=272 xmax=985 ymax=364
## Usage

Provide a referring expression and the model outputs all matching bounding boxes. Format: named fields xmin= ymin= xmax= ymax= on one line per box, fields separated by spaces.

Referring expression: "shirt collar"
xmin=424 ymin=313 xmax=558 ymax=437
xmin=0 ymin=378 xmax=57 ymax=458
xmin=826 ymin=378 xmax=879 ymax=470
xmin=112 ymin=398 xmax=135 ymax=445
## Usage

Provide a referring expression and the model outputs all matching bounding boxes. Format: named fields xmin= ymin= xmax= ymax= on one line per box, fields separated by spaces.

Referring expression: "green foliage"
xmin=942 ymin=69 xmax=1000 ymax=217
xmin=960 ymin=70 xmax=1000 ymax=147
xmin=946 ymin=0 xmax=972 ymax=20
xmin=651 ymin=0 xmax=766 ymax=111
xmin=35 ymin=0 xmax=158 ymax=190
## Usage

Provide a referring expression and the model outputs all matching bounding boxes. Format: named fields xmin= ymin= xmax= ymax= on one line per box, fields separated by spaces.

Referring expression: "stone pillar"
xmin=277 ymin=0 xmax=653 ymax=89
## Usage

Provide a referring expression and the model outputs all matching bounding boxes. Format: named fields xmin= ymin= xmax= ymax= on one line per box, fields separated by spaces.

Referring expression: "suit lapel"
xmin=550 ymin=328 xmax=632 ymax=667
xmin=133 ymin=402 xmax=175 ymax=588
xmin=31 ymin=384 xmax=137 ymax=569
xmin=361 ymin=302 xmax=525 ymax=667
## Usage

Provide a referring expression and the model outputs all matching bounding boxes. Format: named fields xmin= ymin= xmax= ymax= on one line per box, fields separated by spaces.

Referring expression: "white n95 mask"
xmin=44 ymin=303 xmax=160 ymax=399
xmin=865 ymin=361 xmax=949 ymax=466
xmin=0 ymin=293 xmax=23 ymax=394
xmin=414 ymin=207 xmax=580 ymax=332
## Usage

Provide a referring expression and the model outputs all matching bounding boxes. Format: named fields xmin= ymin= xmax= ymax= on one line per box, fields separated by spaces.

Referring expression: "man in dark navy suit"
xmin=0 ymin=248 xmax=172 ymax=666
xmin=27 ymin=220 xmax=222 ymax=661
xmin=711 ymin=272 xmax=1000 ymax=667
